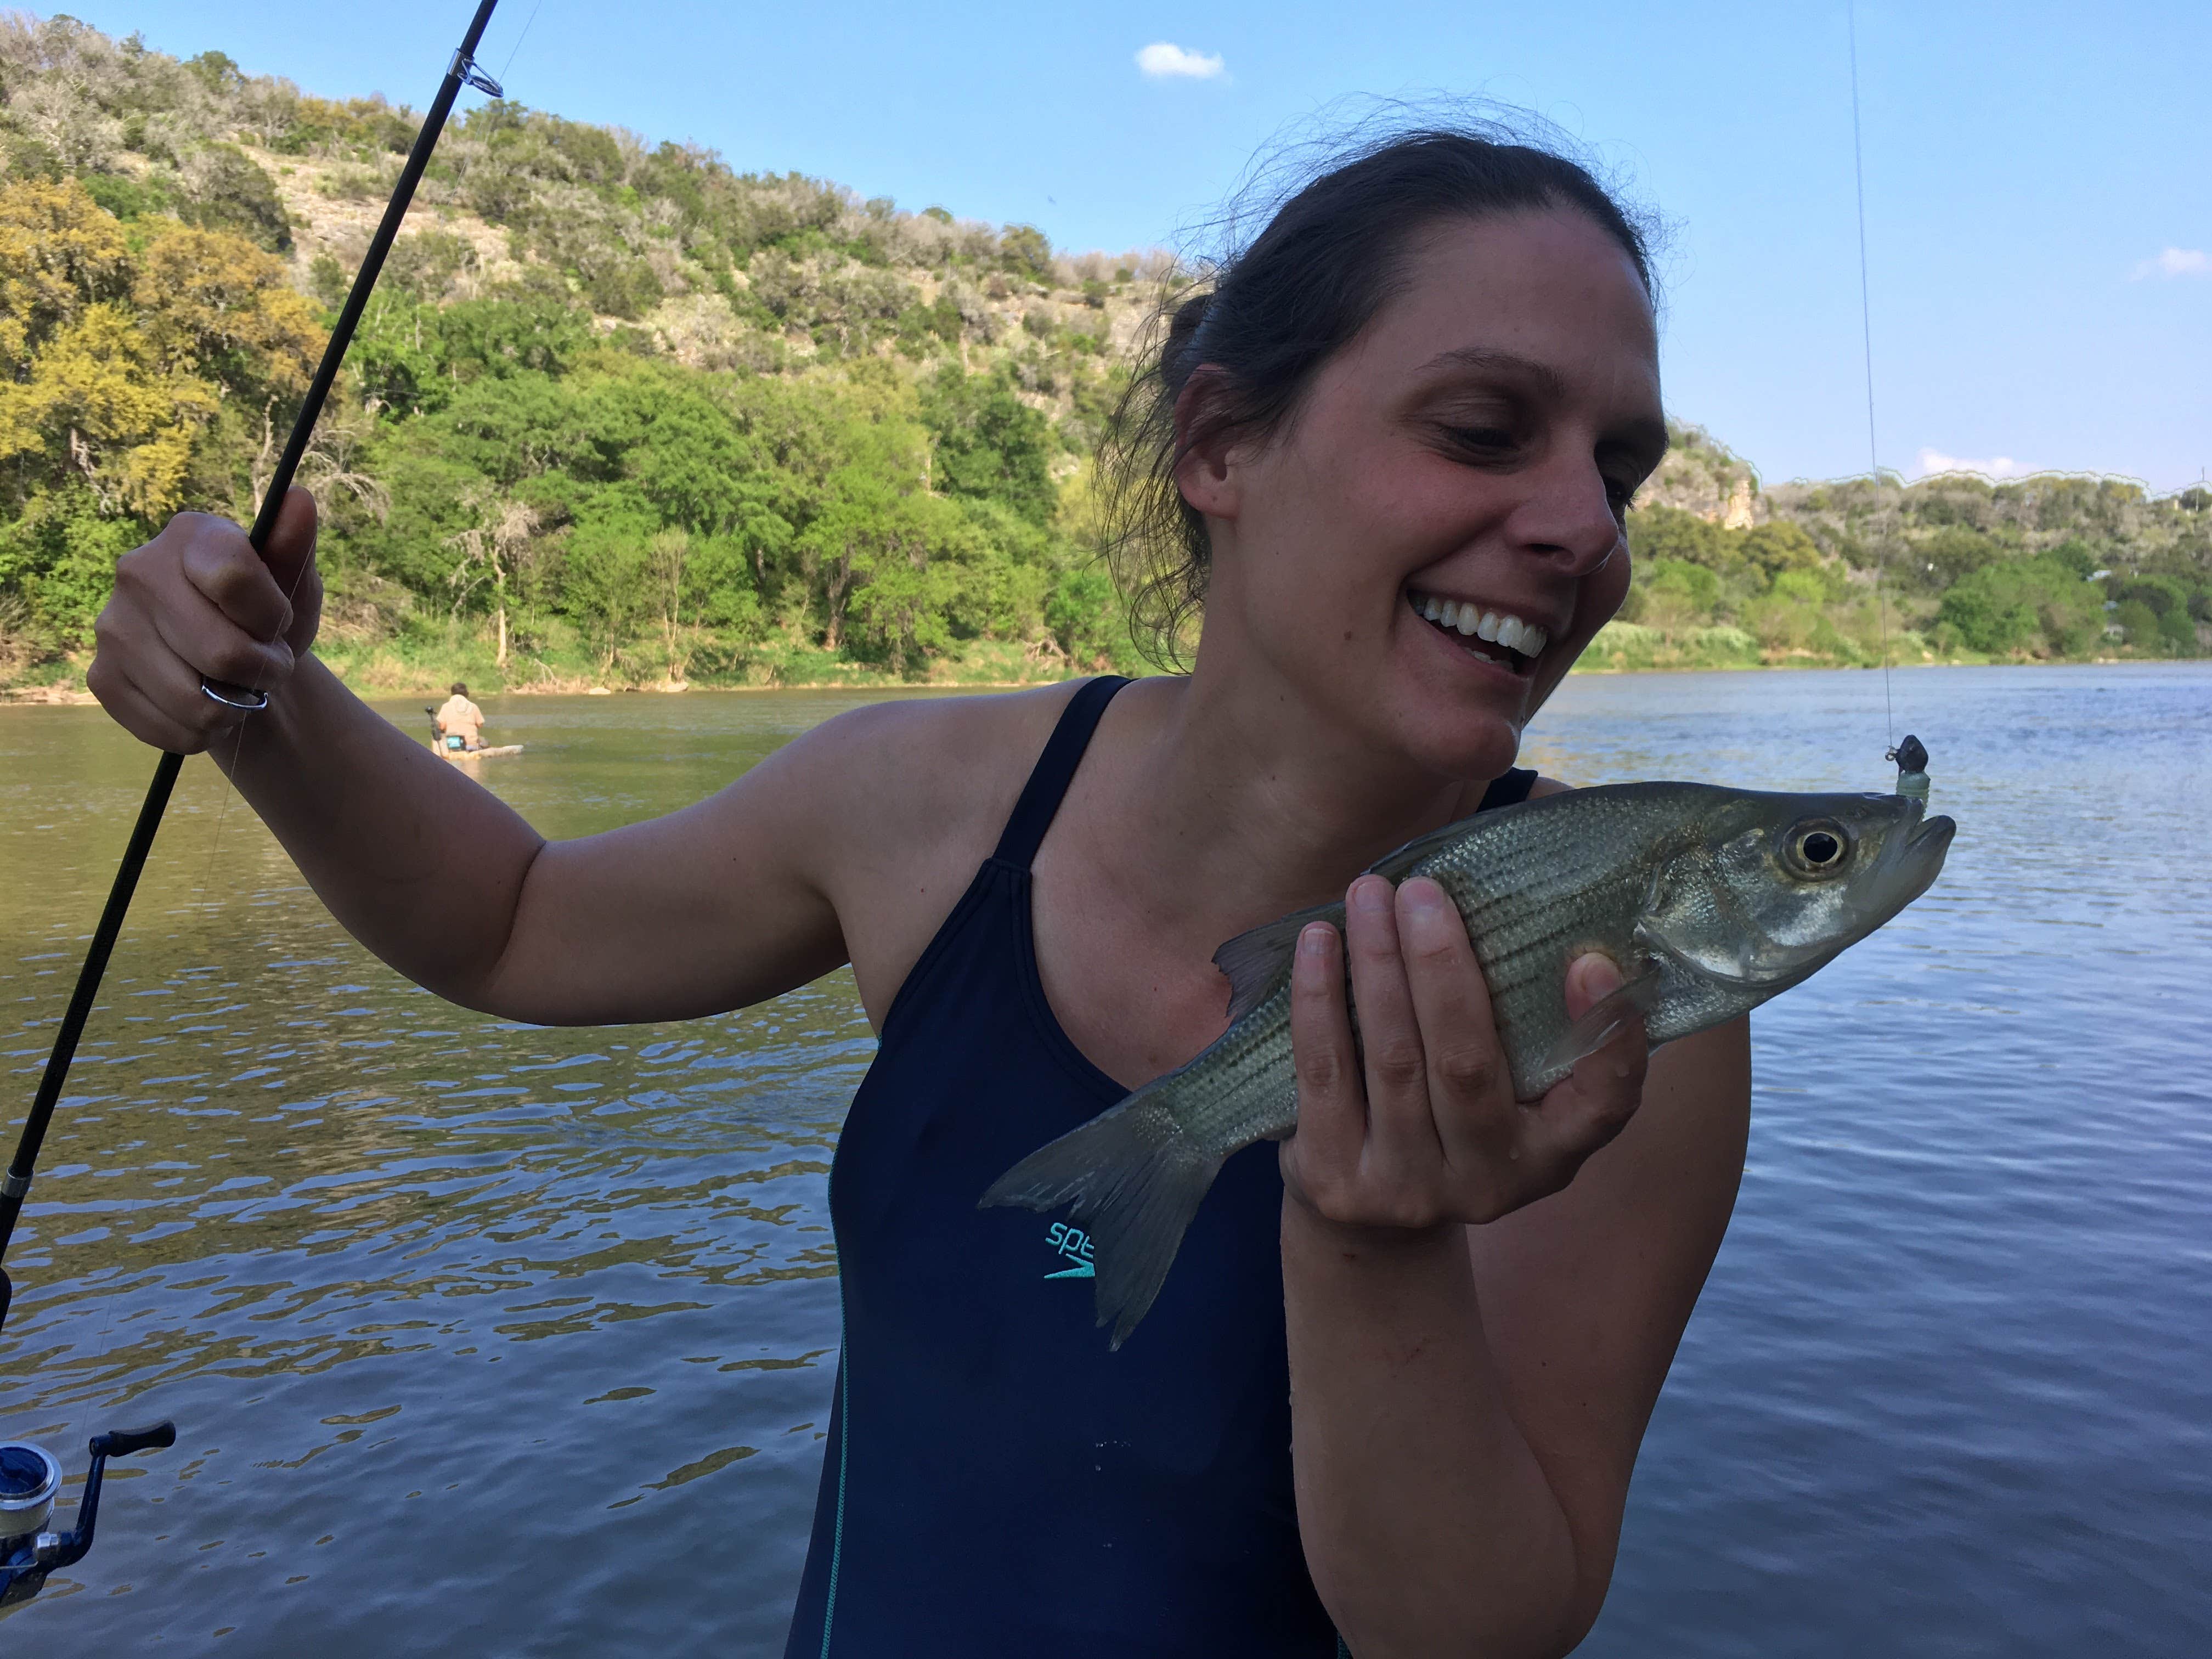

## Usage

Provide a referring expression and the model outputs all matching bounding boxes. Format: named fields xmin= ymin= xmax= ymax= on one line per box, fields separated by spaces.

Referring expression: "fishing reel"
xmin=0 ymin=1420 xmax=175 ymax=1610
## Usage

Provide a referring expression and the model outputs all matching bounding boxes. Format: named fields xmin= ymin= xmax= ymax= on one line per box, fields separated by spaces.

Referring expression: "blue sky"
xmin=65 ymin=1 xmax=2211 ymax=493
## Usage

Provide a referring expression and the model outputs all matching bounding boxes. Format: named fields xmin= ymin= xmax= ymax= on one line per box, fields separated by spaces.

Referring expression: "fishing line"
xmin=1845 ymin=0 xmax=1896 ymax=746
xmin=498 ymin=0 xmax=545 ymax=83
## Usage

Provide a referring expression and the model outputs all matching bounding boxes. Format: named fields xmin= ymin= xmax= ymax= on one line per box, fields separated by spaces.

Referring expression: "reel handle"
xmin=90 ymin=1421 xmax=176 ymax=1460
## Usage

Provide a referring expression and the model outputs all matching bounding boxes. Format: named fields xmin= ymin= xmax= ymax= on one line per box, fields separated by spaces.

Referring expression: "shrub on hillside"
xmin=173 ymin=142 xmax=292 ymax=251
xmin=1936 ymin=559 xmax=2104 ymax=657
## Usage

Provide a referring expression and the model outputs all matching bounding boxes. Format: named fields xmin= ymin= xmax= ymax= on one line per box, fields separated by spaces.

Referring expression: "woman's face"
xmin=1187 ymin=207 xmax=1666 ymax=782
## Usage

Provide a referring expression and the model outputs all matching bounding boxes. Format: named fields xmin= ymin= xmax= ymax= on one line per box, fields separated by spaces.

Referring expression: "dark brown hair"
xmin=1102 ymin=120 xmax=1656 ymax=665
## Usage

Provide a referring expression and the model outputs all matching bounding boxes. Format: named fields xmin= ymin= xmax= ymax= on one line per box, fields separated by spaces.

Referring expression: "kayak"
xmin=433 ymin=743 xmax=523 ymax=760
xmin=424 ymin=706 xmax=520 ymax=760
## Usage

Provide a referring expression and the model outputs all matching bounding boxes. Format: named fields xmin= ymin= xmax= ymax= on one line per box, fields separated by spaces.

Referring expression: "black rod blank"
xmin=241 ymin=0 xmax=504 ymax=556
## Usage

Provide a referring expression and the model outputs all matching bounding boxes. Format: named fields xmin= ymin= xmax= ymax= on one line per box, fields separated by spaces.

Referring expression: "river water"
xmin=2 ymin=664 xmax=2207 ymax=1655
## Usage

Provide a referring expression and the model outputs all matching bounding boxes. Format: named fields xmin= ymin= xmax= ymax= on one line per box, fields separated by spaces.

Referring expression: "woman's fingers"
xmin=1395 ymin=876 xmax=1516 ymax=1172
xmin=148 ymin=560 xmax=295 ymax=693
xmin=1286 ymin=888 xmax=1651 ymax=1231
xmin=1344 ymin=874 xmax=1445 ymax=1178
xmin=1286 ymin=918 xmax=1365 ymax=1198
xmin=177 ymin=513 xmax=294 ymax=642
xmin=131 ymin=616 xmax=257 ymax=735
xmin=89 ymin=589 xmax=242 ymax=753
xmin=93 ymin=512 xmax=309 ymax=747
xmin=85 ymin=651 xmax=226 ymax=754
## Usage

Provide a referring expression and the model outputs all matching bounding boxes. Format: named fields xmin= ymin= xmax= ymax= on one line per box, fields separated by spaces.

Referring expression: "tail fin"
xmin=980 ymin=1077 xmax=1224 ymax=1350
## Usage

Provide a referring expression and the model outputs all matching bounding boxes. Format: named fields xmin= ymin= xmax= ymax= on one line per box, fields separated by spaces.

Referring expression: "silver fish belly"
xmin=983 ymin=781 xmax=1955 ymax=1346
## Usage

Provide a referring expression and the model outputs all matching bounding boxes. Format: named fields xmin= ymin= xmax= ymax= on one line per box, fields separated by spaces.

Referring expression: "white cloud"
xmin=1136 ymin=42 xmax=1225 ymax=81
xmin=1914 ymin=449 xmax=2036 ymax=481
xmin=2131 ymin=247 xmax=2210 ymax=280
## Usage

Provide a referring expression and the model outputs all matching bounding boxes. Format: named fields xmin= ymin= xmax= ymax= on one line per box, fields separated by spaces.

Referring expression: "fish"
xmin=981 ymin=782 xmax=1956 ymax=1346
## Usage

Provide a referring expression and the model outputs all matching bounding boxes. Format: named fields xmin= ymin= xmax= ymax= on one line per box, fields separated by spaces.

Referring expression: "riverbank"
xmin=1 ymin=651 xmax=2179 ymax=704
xmin=0 ymin=633 xmax=1091 ymax=703
xmin=6 ymin=624 xmax=2192 ymax=705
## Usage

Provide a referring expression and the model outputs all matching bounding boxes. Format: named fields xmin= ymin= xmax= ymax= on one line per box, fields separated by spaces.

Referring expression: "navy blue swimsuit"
xmin=783 ymin=676 xmax=1537 ymax=1656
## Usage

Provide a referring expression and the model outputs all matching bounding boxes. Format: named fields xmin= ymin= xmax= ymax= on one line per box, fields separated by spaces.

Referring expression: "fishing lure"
xmin=1889 ymin=733 xmax=1931 ymax=802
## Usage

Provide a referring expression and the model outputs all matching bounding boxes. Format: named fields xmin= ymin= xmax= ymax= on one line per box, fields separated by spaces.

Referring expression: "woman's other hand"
xmin=1280 ymin=873 xmax=1647 ymax=1232
xmin=88 ymin=488 xmax=321 ymax=753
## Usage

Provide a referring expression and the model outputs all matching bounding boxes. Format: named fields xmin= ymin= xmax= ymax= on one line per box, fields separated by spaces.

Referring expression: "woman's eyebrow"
xmin=1415 ymin=346 xmax=1567 ymax=398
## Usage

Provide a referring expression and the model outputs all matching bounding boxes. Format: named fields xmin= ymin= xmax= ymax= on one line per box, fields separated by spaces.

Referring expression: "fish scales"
xmin=984 ymin=779 xmax=1955 ymax=1346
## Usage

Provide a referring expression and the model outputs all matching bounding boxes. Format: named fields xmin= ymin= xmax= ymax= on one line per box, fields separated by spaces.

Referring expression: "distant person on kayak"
xmin=82 ymin=120 xmax=1748 ymax=1657
xmin=433 ymin=682 xmax=487 ymax=752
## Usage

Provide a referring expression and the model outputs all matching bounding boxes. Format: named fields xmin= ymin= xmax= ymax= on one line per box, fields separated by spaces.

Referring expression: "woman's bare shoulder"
xmin=766 ymin=679 xmax=1104 ymax=1018
xmin=787 ymin=680 xmax=1094 ymax=844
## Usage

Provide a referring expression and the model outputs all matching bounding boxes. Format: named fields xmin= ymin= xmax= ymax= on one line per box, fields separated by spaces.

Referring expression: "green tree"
xmin=1628 ymin=504 xmax=1726 ymax=569
xmin=2112 ymin=599 xmax=2159 ymax=650
xmin=999 ymin=224 xmax=1052 ymax=280
xmin=174 ymin=143 xmax=292 ymax=251
xmin=1937 ymin=560 xmax=2104 ymax=657
xmin=2045 ymin=537 xmax=2101 ymax=578
xmin=560 ymin=500 xmax=657 ymax=672
xmin=1917 ymin=526 xmax=2004 ymax=589
xmin=1632 ymin=558 xmax=1722 ymax=634
xmin=921 ymin=365 xmax=1056 ymax=526
xmin=1738 ymin=522 xmax=1825 ymax=584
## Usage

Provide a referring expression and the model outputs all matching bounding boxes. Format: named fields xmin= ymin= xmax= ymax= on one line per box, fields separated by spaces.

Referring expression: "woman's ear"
xmin=1171 ymin=367 xmax=1240 ymax=521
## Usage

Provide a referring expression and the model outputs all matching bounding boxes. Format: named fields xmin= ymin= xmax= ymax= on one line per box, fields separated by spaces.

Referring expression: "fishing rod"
xmin=1 ymin=0 xmax=506 ymax=1610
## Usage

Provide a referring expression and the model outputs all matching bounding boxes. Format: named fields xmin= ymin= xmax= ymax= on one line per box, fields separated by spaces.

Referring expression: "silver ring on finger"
xmin=200 ymin=675 xmax=270 ymax=712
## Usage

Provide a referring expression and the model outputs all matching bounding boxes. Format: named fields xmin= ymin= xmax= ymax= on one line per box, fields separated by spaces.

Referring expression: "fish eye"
xmin=1783 ymin=821 xmax=1853 ymax=878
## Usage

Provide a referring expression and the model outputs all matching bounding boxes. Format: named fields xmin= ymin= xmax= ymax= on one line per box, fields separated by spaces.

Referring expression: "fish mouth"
xmin=1854 ymin=809 xmax=1955 ymax=925
xmin=1405 ymin=588 xmax=1554 ymax=677
xmin=1907 ymin=813 xmax=1956 ymax=859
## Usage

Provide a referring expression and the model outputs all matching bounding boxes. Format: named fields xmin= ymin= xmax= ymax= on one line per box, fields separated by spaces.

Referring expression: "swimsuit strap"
xmin=991 ymin=676 xmax=1132 ymax=870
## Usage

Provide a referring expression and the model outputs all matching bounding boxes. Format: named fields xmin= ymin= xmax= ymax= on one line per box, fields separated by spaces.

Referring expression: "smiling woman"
xmin=1104 ymin=127 xmax=1663 ymax=662
xmin=83 ymin=117 xmax=1743 ymax=1658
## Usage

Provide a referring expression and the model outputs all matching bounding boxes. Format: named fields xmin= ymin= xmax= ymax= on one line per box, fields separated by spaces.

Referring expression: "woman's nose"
xmin=1507 ymin=457 xmax=1624 ymax=577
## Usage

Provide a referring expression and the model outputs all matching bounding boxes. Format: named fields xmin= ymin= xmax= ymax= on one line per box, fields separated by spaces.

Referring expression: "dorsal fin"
xmin=1211 ymin=900 xmax=1342 ymax=1024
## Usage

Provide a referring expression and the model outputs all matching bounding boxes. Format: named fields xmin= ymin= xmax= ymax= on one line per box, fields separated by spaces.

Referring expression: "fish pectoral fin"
xmin=1212 ymin=900 xmax=1341 ymax=1024
xmin=1532 ymin=962 xmax=1664 ymax=1083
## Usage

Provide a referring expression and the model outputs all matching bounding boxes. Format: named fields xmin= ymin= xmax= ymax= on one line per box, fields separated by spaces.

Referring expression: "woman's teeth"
xmin=1407 ymin=591 xmax=1549 ymax=662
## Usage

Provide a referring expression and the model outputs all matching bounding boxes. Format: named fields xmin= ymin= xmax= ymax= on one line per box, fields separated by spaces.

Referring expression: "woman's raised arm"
xmin=88 ymin=492 xmax=859 ymax=1026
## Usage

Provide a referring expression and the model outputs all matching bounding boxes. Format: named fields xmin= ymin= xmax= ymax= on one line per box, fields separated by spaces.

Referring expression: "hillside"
xmin=0 ymin=13 xmax=2204 ymax=696
xmin=1616 ymin=427 xmax=2210 ymax=670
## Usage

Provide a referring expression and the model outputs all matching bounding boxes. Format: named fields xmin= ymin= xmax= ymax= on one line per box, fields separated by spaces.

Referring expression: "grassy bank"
xmin=12 ymin=616 xmax=2194 ymax=707
xmin=1 ymin=627 xmax=1094 ymax=702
